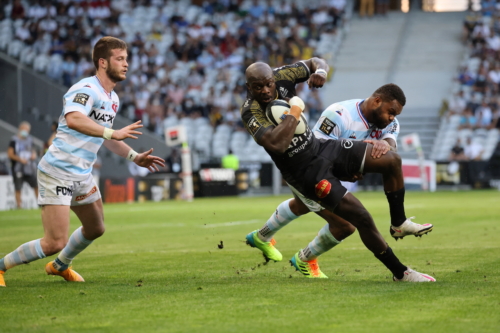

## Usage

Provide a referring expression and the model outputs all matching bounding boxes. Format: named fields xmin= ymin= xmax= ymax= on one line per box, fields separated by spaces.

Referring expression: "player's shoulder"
xmin=66 ymin=77 xmax=100 ymax=97
xmin=240 ymin=98 xmax=262 ymax=115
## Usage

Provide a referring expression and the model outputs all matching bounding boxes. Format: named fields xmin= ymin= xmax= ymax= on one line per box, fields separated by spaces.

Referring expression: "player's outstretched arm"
xmin=103 ymin=140 xmax=165 ymax=172
xmin=302 ymin=57 xmax=329 ymax=88
xmin=65 ymin=112 xmax=143 ymax=140
xmin=256 ymin=97 xmax=305 ymax=154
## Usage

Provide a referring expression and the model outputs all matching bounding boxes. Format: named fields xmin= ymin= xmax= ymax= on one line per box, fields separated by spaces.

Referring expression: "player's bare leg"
xmin=333 ymin=193 xmax=435 ymax=281
xmin=362 ymin=145 xmax=433 ymax=239
xmin=46 ymin=199 xmax=105 ymax=281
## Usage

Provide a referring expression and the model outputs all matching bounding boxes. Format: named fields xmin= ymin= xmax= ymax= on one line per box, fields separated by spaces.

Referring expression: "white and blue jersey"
xmin=312 ymin=99 xmax=399 ymax=144
xmin=38 ymin=76 xmax=119 ymax=181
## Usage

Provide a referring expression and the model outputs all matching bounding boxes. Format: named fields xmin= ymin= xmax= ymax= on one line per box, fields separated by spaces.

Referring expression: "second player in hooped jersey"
xmin=313 ymin=99 xmax=400 ymax=144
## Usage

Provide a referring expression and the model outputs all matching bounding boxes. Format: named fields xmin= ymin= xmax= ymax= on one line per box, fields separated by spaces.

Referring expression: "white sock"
xmin=0 ymin=239 xmax=46 ymax=271
xmin=257 ymin=199 xmax=299 ymax=242
xmin=53 ymin=227 xmax=93 ymax=271
xmin=299 ymin=224 xmax=341 ymax=261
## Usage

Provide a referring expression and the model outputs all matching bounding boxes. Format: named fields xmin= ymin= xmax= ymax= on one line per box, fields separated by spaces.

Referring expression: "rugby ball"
xmin=265 ymin=99 xmax=307 ymax=135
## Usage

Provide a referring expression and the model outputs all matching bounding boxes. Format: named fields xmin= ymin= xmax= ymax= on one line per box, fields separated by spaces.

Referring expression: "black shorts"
xmin=299 ymin=139 xmax=367 ymax=211
xmin=13 ymin=173 xmax=37 ymax=191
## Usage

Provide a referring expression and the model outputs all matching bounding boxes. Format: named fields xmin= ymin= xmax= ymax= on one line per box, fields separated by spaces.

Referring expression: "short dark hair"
xmin=92 ymin=36 xmax=128 ymax=70
xmin=373 ymin=84 xmax=406 ymax=106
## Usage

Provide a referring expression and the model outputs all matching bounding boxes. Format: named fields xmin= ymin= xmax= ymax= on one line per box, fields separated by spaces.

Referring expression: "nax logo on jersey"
xmin=89 ymin=110 xmax=115 ymax=123
xmin=319 ymin=118 xmax=336 ymax=135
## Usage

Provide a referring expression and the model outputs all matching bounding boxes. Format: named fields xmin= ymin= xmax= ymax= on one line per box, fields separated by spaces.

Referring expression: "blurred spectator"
xmin=476 ymin=99 xmax=493 ymax=128
xmin=359 ymin=0 xmax=374 ymax=18
xmin=464 ymin=137 xmax=483 ymax=161
xmin=447 ymin=90 xmax=467 ymax=116
xmin=459 ymin=107 xmax=477 ymax=129
xmin=10 ymin=0 xmax=25 ymax=20
xmin=221 ymin=149 xmax=239 ymax=171
xmin=449 ymin=139 xmax=467 ymax=161
xmin=7 ymin=121 xmax=38 ymax=209
xmin=165 ymin=148 xmax=182 ymax=174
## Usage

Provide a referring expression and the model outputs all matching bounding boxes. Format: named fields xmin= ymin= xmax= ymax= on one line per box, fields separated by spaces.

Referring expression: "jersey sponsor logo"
xmin=243 ymin=100 xmax=250 ymax=108
xmin=315 ymin=179 xmax=331 ymax=199
xmin=287 ymin=129 xmax=312 ymax=157
xmin=279 ymin=86 xmax=288 ymax=96
xmin=247 ymin=116 xmax=262 ymax=136
xmin=349 ymin=133 xmax=357 ymax=139
xmin=335 ymin=110 xmax=342 ymax=116
xmin=84 ymin=84 xmax=91 ymax=88
xmin=56 ymin=185 xmax=73 ymax=196
xmin=342 ymin=139 xmax=353 ymax=149
xmin=73 ymin=93 xmax=90 ymax=106
xmin=319 ymin=118 xmax=336 ymax=135
xmin=75 ymin=186 xmax=97 ymax=201
xmin=89 ymin=110 xmax=115 ymax=123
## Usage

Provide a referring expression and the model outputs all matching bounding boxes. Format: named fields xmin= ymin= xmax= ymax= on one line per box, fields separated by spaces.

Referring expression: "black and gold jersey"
xmin=240 ymin=61 xmax=320 ymax=189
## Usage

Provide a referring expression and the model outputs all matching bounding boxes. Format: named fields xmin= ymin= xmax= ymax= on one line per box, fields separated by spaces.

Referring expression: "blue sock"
xmin=53 ymin=227 xmax=93 ymax=271
xmin=299 ymin=224 xmax=341 ymax=261
xmin=0 ymin=239 xmax=46 ymax=271
xmin=257 ymin=199 xmax=299 ymax=242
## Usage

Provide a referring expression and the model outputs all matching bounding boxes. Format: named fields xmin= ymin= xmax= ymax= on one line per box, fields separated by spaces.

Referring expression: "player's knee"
xmin=85 ymin=224 xmax=105 ymax=240
xmin=355 ymin=209 xmax=375 ymax=229
xmin=386 ymin=151 xmax=402 ymax=171
xmin=45 ymin=239 xmax=68 ymax=256
xmin=289 ymin=199 xmax=309 ymax=216
xmin=336 ymin=223 xmax=356 ymax=240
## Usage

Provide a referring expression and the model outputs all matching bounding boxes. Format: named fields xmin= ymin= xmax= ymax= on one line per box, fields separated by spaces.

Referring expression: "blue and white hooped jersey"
xmin=312 ymin=99 xmax=399 ymax=144
xmin=38 ymin=76 xmax=119 ymax=181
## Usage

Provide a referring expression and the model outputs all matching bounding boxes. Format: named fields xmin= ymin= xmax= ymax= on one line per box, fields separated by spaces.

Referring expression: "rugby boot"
xmin=393 ymin=268 xmax=436 ymax=282
xmin=245 ymin=230 xmax=282 ymax=262
xmin=0 ymin=270 xmax=5 ymax=287
xmin=290 ymin=251 xmax=328 ymax=278
xmin=390 ymin=217 xmax=433 ymax=240
xmin=45 ymin=261 xmax=85 ymax=282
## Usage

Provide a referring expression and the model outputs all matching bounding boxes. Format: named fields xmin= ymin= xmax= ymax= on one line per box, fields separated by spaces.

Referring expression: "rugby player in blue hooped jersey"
xmin=0 ymin=37 xmax=165 ymax=287
xmin=243 ymin=66 xmax=435 ymax=281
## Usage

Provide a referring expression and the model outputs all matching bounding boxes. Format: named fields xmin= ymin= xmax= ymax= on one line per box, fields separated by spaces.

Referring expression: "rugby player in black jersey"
xmin=241 ymin=60 xmax=435 ymax=282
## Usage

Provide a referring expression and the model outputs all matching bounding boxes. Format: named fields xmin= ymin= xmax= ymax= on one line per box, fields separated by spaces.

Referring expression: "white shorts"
xmin=37 ymin=169 xmax=101 ymax=206
xmin=287 ymin=183 xmax=325 ymax=212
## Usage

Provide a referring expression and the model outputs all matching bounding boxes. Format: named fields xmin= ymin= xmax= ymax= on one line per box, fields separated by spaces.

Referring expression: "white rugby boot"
xmin=390 ymin=217 xmax=433 ymax=240
xmin=393 ymin=268 xmax=436 ymax=282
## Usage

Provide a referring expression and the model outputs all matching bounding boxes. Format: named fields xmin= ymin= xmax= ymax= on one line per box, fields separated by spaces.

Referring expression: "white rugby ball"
xmin=265 ymin=99 xmax=307 ymax=135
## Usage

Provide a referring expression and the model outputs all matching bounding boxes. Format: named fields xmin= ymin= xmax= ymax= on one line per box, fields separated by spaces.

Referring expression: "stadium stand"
xmin=0 ymin=0 xmax=350 ymax=165
xmin=431 ymin=7 xmax=500 ymax=162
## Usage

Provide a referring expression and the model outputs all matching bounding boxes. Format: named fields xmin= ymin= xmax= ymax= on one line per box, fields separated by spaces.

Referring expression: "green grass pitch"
xmin=0 ymin=190 xmax=499 ymax=333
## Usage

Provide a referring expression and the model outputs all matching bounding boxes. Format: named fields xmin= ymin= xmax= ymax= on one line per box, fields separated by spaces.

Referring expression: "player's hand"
xmin=308 ymin=73 xmax=327 ymax=89
xmin=364 ymin=139 xmax=391 ymax=159
xmin=134 ymin=148 xmax=166 ymax=172
xmin=112 ymin=121 xmax=143 ymax=141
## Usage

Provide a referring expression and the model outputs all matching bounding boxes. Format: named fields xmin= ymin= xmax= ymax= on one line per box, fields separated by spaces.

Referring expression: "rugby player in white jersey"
xmin=244 ymin=78 xmax=434 ymax=282
xmin=0 ymin=37 xmax=165 ymax=287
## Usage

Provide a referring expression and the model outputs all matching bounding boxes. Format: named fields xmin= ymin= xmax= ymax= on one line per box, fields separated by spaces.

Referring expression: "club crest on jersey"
xmin=73 ymin=93 xmax=89 ymax=106
xmin=319 ymin=117 xmax=336 ymax=135
xmin=349 ymin=133 xmax=357 ymax=139
xmin=247 ymin=116 xmax=262 ymax=136
xmin=315 ymin=179 xmax=331 ymax=199
xmin=369 ymin=129 xmax=382 ymax=139
xmin=112 ymin=103 xmax=118 ymax=113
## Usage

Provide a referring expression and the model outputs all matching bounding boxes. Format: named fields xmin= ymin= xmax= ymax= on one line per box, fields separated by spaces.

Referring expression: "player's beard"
xmin=106 ymin=65 xmax=125 ymax=83
xmin=372 ymin=105 xmax=388 ymax=128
